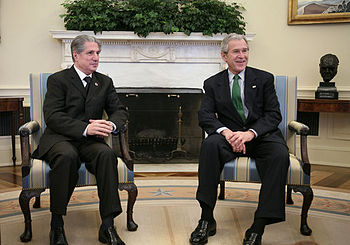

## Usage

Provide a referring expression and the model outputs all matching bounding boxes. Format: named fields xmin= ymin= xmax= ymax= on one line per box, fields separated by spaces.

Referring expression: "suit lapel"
xmin=244 ymin=67 xmax=258 ymax=120
xmin=86 ymin=73 xmax=100 ymax=102
xmin=68 ymin=66 xmax=87 ymax=98
xmin=219 ymin=70 xmax=232 ymax=105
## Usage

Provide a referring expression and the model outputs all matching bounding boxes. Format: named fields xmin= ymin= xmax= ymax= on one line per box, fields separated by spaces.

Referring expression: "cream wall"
xmin=0 ymin=0 xmax=65 ymax=91
xmin=0 ymin=0 xmax=349 ymax=166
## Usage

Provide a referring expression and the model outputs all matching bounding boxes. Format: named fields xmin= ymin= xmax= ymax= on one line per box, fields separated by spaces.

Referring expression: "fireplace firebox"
xmin=117 ymin=88 xmax=203 ymax=163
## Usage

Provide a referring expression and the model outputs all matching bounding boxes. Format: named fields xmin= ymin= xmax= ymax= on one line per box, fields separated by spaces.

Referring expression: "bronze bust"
xmin=319 ymin=54 xmax=339 ymax=83
xmin=315 ymin=53 xmax=339 ymax=99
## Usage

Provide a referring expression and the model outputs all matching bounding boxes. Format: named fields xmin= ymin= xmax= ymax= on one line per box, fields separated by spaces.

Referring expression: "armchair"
xmin=18 ymin=73 xmax=138 ymax=242
xmin=219 ymin=76 xmax=313 ymax=236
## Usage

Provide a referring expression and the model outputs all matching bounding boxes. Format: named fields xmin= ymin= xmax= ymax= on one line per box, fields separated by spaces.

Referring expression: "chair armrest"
xmin=288 ymin=121 xmax=309 ymax=135
xmin=112 ymin=124 xmax=134 ymax=171
xmin=19 ymin=121 xmax=40 ymax=168
xmin=288 ymin=120 xmax=311 ymax=175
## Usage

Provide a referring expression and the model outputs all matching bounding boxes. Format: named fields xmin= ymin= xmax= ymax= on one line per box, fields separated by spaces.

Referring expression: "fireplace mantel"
xmin=51 ymin=30 xmax=255 ymax=42
xmin=51 ymin=30 xmax=255 ymax=89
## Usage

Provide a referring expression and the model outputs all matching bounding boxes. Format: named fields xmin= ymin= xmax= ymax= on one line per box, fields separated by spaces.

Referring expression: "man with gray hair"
xmin=32 ymin=35 xmax=128 ymax=245
xmin=189 ymin=33 xmax=290 ymax=245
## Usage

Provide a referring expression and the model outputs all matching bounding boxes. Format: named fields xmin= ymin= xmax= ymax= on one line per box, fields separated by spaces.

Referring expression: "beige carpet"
xmin=1 ymin=180 xmax=350 ymax=245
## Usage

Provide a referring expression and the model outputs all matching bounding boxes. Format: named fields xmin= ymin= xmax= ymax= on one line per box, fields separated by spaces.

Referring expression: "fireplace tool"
xmin=170 ymin=106 xmax=187 ymax=158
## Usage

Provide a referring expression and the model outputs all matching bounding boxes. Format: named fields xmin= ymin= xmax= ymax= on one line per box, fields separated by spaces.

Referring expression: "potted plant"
xmin=61 ymin=0 xmax=246 ymax=37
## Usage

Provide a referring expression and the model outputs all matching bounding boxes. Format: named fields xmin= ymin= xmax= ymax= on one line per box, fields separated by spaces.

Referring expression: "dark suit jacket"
xmin=32 ymin=66 xmax=128 ymax=159
xmin=198 ymin=66 xmax=285 ymax=145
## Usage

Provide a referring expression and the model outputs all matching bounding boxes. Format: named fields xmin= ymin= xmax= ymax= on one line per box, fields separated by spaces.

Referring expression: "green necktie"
xmin=232 ymin=74 xmax=245 ymax=122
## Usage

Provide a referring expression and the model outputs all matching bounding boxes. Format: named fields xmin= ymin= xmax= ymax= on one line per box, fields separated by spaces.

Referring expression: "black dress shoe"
xmin=49 ymin=226 xmax=68 ymax=245
xmin=98 ymin=226 xmax=125 ymax=245
xmin=189 ymin=219 xmax=216 ymax=245
xmin=243 ymin=230 xmax=262 ymax=245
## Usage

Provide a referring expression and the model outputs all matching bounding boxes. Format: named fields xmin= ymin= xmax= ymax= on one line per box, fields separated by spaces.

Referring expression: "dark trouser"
xmin=196 ymin=133 xmax=290 ymax=224
xmin=45 ymin=138 xmax=122 ymax=219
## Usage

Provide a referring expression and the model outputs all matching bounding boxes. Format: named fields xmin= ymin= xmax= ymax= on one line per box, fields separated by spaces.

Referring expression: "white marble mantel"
xmin=51 ymin=30 xmax=255 ymax=89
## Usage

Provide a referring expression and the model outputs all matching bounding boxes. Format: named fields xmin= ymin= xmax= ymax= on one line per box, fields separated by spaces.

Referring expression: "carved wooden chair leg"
xmin=292 ymin=185 xmax=313 ymax=236
xmin=19 ymin=188 xmax=45 ymax=242
xmin=218 ymin=181 xmax=225 ymax=200
xmin=119 ymin=183 xmax=138 ymax=231
xmin=33 ymin=196 xmax=41 ymax=208
xmin=126 ymin=183 xmax=138 ymax=231
xmin=286 ymin=185 xmax=294 ymax=204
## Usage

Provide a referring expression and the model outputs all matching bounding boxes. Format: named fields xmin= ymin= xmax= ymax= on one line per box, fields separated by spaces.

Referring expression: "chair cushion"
xmin=22 ymin=157 xmax=134 ymax=189
xmin=220 ymin=154 xmax=310 ymax=185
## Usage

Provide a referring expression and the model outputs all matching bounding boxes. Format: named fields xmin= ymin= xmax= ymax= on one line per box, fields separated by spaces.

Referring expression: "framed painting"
xmin=288 ymin=0 xmax=350 ymax=24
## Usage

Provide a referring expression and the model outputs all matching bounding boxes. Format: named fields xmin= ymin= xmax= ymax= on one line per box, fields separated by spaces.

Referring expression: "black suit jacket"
xmin=32 ymin=66 xmax=128 ymax=159
xmin=198 ymin=66 xmax=285 ymax=144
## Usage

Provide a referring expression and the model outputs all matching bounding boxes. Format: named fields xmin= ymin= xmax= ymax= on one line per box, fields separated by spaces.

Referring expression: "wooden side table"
xmin=297 ymin=99 xmax=350 ymax=136
xmin=298 ymin=99 xmax=350 ymax=113
xmin=0 ymin=97 xmax=24 ymax=166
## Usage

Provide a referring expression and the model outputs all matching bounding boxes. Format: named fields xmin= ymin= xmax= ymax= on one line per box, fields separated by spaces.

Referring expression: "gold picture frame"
xmin=288 ymin=0 xmax=350 ymax=25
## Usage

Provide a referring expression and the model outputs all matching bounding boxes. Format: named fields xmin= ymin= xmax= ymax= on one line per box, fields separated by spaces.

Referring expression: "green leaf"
xmin=61 ymin=0 xmax=246 ymax=36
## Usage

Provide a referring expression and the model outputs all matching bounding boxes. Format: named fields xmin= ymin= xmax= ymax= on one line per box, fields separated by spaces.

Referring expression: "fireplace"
xmin=117 ymin=87 xmax=203 ymax=163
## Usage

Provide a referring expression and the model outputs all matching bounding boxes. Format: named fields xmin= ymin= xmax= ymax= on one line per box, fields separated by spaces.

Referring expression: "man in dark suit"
xmin=189 ymin=33 xmax=290 ymax=245
xmin=32 ymin=35 xmax=128 ymax=245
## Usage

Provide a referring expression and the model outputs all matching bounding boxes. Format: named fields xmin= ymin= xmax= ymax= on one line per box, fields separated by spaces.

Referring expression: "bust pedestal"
xmin=315 ymin=82 xmax=338 ymax=99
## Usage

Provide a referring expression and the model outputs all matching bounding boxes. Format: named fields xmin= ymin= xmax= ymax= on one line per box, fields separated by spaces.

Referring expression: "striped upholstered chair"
xmin=219 ymin=76 xmax=313 ymax=236
xmin=18 ymin=73 xmax=138 ymax=242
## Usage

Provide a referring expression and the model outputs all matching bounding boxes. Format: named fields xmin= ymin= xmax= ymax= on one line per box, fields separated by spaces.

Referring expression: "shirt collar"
xmin=228 ymin=69 xmax=245 ymax=82
xmin=73 ymin=65 xmax=92 ymax=81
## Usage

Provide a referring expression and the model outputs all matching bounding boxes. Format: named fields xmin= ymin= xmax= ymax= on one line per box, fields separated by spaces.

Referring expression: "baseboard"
xmin=309 ymin=161 xmax=350 ymax=168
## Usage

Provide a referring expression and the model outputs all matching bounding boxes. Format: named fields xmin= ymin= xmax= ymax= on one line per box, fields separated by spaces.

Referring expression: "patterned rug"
xmin=1 ymin=180 xmax=350 ymax=245
xmin=1 ymin=180 xmax=349 ymax=220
